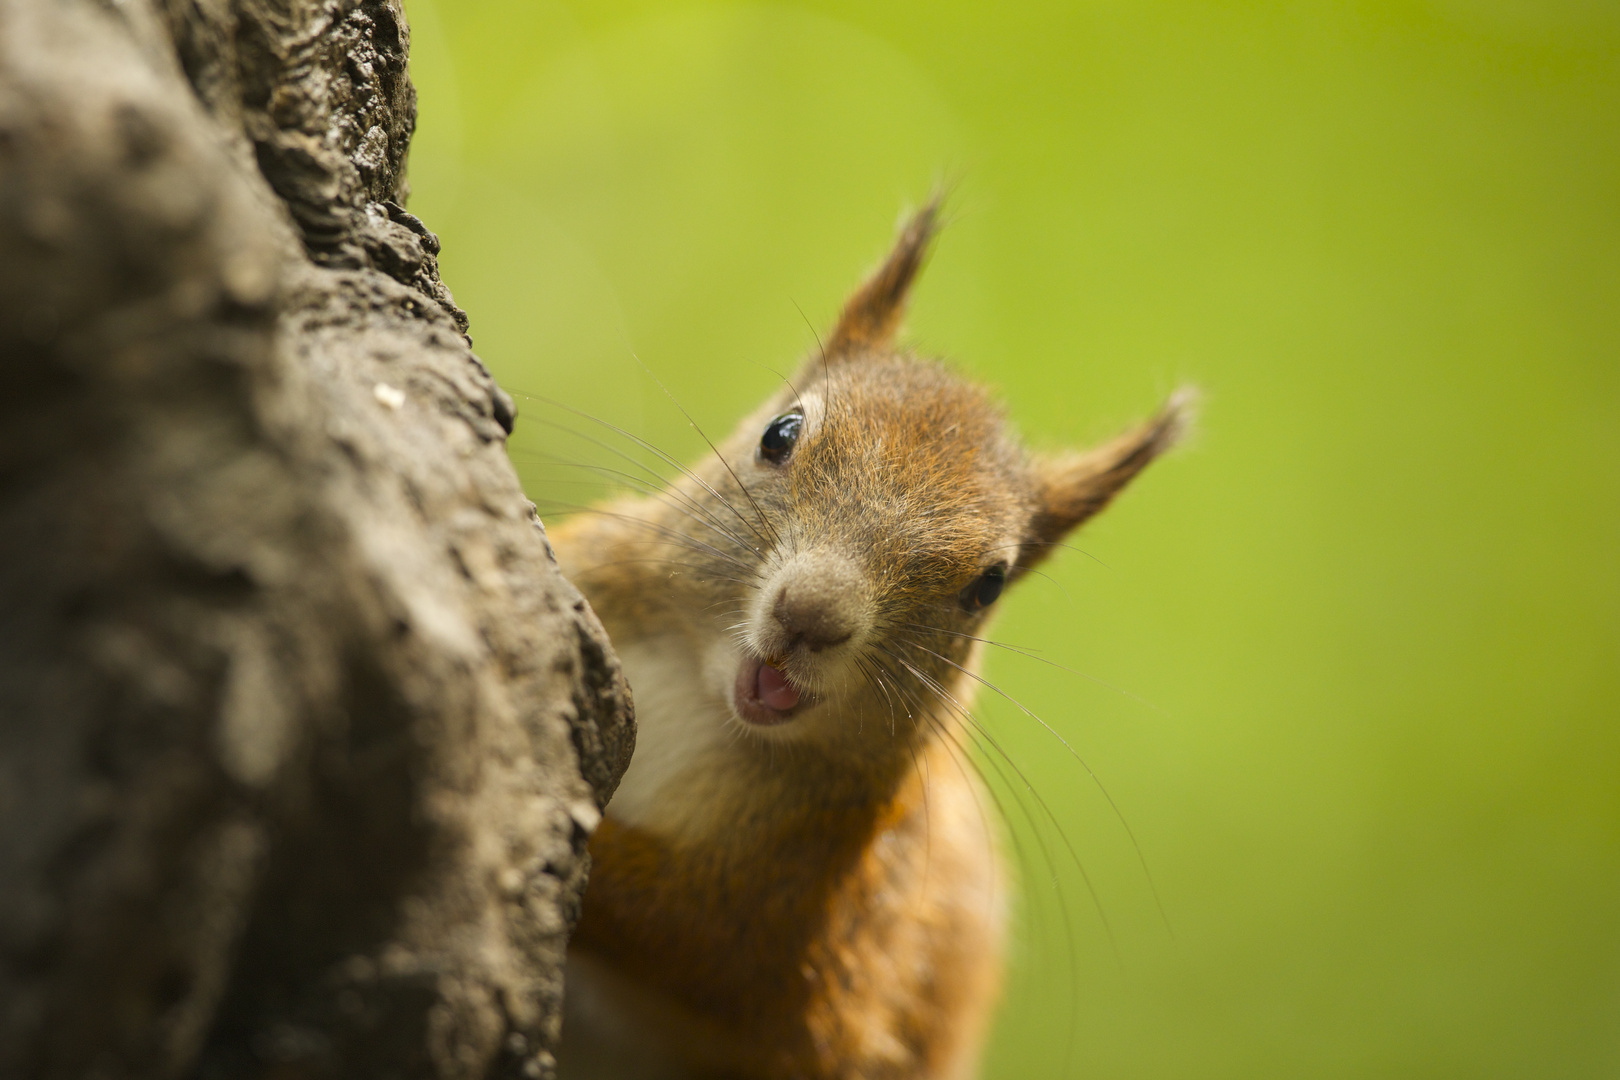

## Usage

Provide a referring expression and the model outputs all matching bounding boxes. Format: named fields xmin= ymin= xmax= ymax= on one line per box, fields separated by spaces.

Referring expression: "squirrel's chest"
xmin=597 ymin=636 xmax=739 ymax=833
xmin=562 ymin=750 xmax=1006 ymax=1080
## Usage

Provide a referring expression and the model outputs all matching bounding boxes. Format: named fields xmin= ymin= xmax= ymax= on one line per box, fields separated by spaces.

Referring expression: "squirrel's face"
xmin=661 ymin=347 xmax=1188 ymax=766
xmin=699 ymin=357 xmax=1032 ymax=750
xmin=564 ymin=203 xmax=1189 ymax=808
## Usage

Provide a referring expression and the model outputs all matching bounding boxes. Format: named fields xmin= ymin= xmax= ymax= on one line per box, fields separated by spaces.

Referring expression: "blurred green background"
xmin=401 ymin=2 xmax=1619 ymax=1076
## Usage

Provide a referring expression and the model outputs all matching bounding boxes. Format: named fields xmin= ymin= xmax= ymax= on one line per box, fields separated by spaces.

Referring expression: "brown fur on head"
xmin=557 ymin=202 xmax=1193 ymax=817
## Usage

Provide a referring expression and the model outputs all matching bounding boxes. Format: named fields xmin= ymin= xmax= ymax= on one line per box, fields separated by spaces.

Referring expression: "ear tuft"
xmin=826 ymin=199 xmax=941 ymax=358
xmin=1021 ymin=387 xmax=1198 ymax=569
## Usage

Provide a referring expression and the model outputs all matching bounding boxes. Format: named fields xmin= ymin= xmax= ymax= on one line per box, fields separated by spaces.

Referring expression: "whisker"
xmin=507 ymin=389 xmax=777 ymax=553
xmin=863 ymin=654 xmax=1015 ymax=934
xmin=514 ymin=449 xmax=763 ymax=557
xmin=627 ymin=354 xmax=783 ymax=551
xmin=903 ymin=621 xmax=1172 ymax=720
xmin=528 ymin=500 xmax=754 ymax=574
xmin=569 ymin=558 xmax=759 ymax=591
xmin=874 ymin=643 xmax=1118 ymax=960
xmin=902 ymin=621 xmax=1046 ymax=657
xmin=990 ymin=538 xmax=1117 ymax=576
xmin=878 ymin=656 xmax=1088 ymax=1049
xmin=895 ymin=636 xmax=1174 ymax=940
xmin=526 ymin=476 xmax=759 ymax=565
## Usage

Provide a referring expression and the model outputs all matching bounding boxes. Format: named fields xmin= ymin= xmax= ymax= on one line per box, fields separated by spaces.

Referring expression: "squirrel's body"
xmin=552 ymin=207 xmax=1189 ymax=1079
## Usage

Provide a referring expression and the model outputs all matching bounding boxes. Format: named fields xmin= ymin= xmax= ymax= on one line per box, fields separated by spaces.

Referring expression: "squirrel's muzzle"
xmin=756 ymin=549 xmax=871 ymax=659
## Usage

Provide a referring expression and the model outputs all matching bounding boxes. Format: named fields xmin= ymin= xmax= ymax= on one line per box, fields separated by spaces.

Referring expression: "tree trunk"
xmin=0 ymin=1 xmax=634 ymax=1077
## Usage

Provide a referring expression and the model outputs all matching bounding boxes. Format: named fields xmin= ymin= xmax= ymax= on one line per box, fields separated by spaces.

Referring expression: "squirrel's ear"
xmin=1020 ymin=389 xmax=1197 ymax=570
xmin=826 ymin=201 xmax=940 ymax=358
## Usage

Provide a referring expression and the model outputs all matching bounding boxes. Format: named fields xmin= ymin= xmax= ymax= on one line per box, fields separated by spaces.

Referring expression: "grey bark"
xmin=0 ymin=1 xmax=635 ymax=1077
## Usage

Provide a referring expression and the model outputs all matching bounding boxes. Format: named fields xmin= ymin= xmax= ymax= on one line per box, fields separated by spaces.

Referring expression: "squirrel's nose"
xmin=770 ymin=554 xmax=866 ymax=653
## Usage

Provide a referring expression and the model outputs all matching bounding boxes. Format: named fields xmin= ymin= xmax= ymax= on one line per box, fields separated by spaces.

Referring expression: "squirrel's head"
xmin=652 ymin=203 xmax=1193 ymax=772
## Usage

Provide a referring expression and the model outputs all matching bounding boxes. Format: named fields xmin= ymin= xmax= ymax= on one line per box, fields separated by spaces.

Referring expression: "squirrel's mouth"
xmin=733 ymin=655 xmax=808 ymax=726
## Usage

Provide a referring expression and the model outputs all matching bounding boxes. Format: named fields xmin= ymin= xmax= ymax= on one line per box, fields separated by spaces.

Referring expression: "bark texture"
xmin=0 ymin=1 xmax=634 ymax=1077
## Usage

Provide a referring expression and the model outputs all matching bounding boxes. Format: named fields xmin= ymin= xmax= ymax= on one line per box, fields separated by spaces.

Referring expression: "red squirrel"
xmin=551 ymin=204 xmax=1191 ymax=1079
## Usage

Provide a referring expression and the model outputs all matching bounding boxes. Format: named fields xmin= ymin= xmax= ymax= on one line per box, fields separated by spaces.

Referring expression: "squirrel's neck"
xmin=573 ymin=766 xmax=924 ymax=1037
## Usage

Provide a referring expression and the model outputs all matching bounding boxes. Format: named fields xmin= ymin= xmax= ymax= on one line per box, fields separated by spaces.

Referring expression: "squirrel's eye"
xmin=758 ymin=410 xmax=804 ymax=464
xmin=959 ymin=564 xmax=1008 ymax=612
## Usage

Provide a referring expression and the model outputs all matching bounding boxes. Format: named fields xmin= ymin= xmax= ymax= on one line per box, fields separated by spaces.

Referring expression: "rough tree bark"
xmin=0 ymin=1 xmax=635 ymax=1077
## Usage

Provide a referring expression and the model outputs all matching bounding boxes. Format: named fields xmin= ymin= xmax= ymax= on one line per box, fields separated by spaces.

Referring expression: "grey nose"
xmin=771 ymin=555 xmax=866 ymax=652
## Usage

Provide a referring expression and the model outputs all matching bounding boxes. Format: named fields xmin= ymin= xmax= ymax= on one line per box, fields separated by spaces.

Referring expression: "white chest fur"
xmin=603 ymin=637 xmax=737 ymax=830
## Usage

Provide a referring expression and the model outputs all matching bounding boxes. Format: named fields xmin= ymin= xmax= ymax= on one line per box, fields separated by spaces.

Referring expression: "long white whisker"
xmin=895 ymin=634 xmax=1174 ymax=939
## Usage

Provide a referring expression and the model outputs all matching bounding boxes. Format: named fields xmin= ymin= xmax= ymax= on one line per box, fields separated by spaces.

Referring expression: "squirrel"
xmin=550 ymin=203 xmax=1192 ymax=1080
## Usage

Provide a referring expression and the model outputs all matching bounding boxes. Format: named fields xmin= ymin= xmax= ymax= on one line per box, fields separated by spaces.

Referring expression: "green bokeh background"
xmin=401 ymin=2 xmax=1619 ymax=1075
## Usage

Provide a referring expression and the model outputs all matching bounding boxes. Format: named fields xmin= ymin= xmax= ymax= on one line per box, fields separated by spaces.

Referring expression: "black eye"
xmin=959 ymin=564 xmax=1007 ymax=612
xmin=758 ymin=410 xmax=803 ymax=464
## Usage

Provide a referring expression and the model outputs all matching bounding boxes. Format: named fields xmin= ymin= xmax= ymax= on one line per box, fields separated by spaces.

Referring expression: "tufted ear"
xmin=1020 ymin=388 xmax=1198 ymax=570
xmin=825 ymin=201 xmax=940 ymax=358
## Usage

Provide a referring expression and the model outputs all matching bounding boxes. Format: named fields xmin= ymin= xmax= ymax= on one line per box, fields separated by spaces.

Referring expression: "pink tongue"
xmin=757 ymin=663 xmax=801 ymax=712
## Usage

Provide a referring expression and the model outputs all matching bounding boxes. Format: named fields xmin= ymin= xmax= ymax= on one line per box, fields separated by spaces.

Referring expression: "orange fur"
xmin=573 ymin=740 xmax=999 ymax=1078
xmin=551 ymin=207 xmax=1191 ymax=1079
